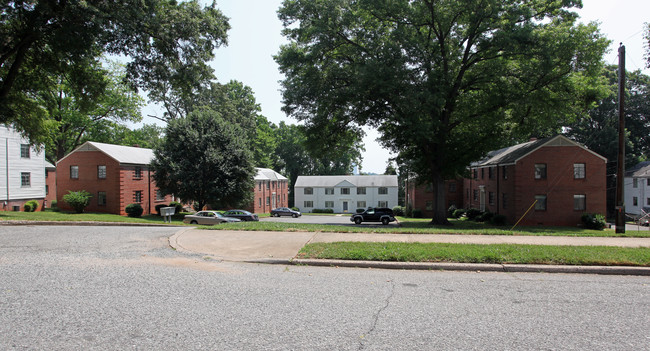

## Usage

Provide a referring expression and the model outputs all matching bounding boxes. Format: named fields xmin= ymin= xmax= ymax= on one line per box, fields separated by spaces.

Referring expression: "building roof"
xmin=626 ymin=161 xmax=650 ymax=177
xmin=57 ymin=141 xmax=155 ymax=166
xmin=255 ymin=168 xmax=287 ymax=181
xmin=472 ymin=135 xmax=606 ymax=167
xmin=45 ymin=161 xmax=56 ymax=170
xmin=294 ymin=175 xmax=398 ymax=187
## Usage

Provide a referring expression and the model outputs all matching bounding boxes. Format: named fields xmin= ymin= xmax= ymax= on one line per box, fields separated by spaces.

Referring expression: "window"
xmin=473 ymin=169 xmax=478 ymax=179
xmin=633 ymin=178 xmax=638 ymax=188
xmin=304 ymin=200 xmax=313 ymax=208
xmin=266 ymin=181 xmax=270 ymax=189
xmin=502 ymin=193 xmax=507 ymax=209
xmin=98 ymin=165 xmax=106 ymax=179
xmin=633 ymin=196 xmax=638 ymax=206
xmin=425 ymin=201 xmax=433 ymax=211
xmin=378 ymin=201 xmax=388 ymax=207
xmin=258 ymin=182 xmax=262 ymax=191
xmin=357 ymin=187 xmax=366 ymax=195
xmin=481 ymin=168 xmax=484 ymax=179
xmin=449 ymin=182 xmax=456 ymax=193
xmin=340 ymin=188 xmax=350 ymax=195
xmin=573 ymin=163 xmax=586 ymax=179
xmin=46 ymin=185 xmax=49 ymax=195
xmin=473 ymin=190 xmax=478 ymax=201
xmin=20 ymin=144 xmax=30 ymax=158
xmin=258 ymin=198 xmax=261 ymax=207
xmin=425 ymin=183 xmax=433 ymax=192
xmin=502 ymin=166 xmax=508 ymax=180
xmin=304 ymin=187 xmax=313 ymax=195
xmin=325 ymin=201 xmax=334 ymax=208
xmin=534 ymin=164 xmax=547 ymax=179
xmin=20 ymin=172 xmax=30 ymax=187
xmin=488 ymin=192 xmax=494 ymax=205
xmin=98 ymin=191 xmax=107 ymax=206
xmin=266 ymin=197 xmax=270 ymax=205
xmin=156 ymin=190 xmax=165 ymax=201
xmin=378 ymin=187 xmax=388 ymax=195
xmin=574 ymin=195 xmax=586 ymax=211
xmin=134 ymin=190 xmax=142 ymax=203
xmin=70 ymin=165 xmax=79 ymax=179
xmin=134 ymin=166 xmax=142 ymax=179
xmin=488 ymin=167 xmax=494 ymax=179
xmin=647 ymin=178 xmax=650 ymax=186
xmin=357 ymin=201 xmax=366 ymax=208
xmin=325 ymin=188 xmax=334 ymax=195
xmin=534 ymin=195 xmax=547 ymax=211
xmin=647 ymin=198 xmax=650 ymax=206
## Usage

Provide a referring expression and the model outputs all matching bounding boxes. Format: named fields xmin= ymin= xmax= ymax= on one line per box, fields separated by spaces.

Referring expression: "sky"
xmin=143 ymin=0 xmax=650 ymax=174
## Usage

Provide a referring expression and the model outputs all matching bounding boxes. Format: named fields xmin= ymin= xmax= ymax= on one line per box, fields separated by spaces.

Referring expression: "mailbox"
xmin=161 ymin=206 xmax=176 ymax=223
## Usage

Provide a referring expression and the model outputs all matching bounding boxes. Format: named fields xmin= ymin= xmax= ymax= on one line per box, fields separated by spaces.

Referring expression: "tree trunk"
xmin=430 ymin=174 xmax=450 ymax=225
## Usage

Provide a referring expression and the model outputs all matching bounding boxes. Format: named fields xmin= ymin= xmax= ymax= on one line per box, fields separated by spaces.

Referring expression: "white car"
xmin=183 ymin=211 xmax=241 ymax=225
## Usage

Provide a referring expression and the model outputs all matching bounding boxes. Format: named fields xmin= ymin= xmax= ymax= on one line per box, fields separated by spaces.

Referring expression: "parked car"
xmin=222 ymin=209 xmax=259 ymax=221
xmin=350 ymin=207 xmax=396 ymax=225
xmin=271 ymin=207 xmax=301 ymax=218
xmin=183 ymin=211 xmax=241 ymax=225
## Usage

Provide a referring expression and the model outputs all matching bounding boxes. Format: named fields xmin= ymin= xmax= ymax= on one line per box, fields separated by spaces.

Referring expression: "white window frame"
xmin=325 ymin=188 xmax=334 ymax=195
xmin=378 ymin=187 xmax=388 ymax=195
xmin=325 ymin=201 xmax=334 ymax=208
xmin=20 ymin=172 xmax=30 ymax=187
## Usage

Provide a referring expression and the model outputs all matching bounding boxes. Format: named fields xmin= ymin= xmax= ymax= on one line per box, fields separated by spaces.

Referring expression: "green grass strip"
xmin=297 ymin=242 xmax=650 ymax=266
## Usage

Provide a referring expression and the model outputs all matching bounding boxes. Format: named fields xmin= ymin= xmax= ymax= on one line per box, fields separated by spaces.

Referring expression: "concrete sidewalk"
xmin=169 ymin=229 xmax=650 ymax=275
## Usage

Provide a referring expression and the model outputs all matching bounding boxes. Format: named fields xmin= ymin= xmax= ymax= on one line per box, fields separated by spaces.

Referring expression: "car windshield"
xmin=214 ymin=212 xmax=224 ymax=218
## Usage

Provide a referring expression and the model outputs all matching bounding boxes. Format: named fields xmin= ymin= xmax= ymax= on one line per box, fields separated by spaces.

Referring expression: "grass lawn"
xmin=297 ymin=242 xmax=650 ymax=267
xmin=0 ymin=210 xmax=188 ymax=225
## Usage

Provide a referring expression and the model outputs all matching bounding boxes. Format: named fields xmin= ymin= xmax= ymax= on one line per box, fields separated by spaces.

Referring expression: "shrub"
xmin=477 ymin=211 xmax=494 ymax=223
xmin=392 ymin=206 xmax=405 ymax=216
xmin=125 ymin=203 xmax=144 ymax=218
xmin=155 ymin=204 xmax=168 ymax=215
xmin=356 ymin=208 xmax=365 ymax=213
xmin=581 ymin=213 xmax=606 ymax=230
xmin=412 ymin=209 xmax=423 ymax=218
xmin=291 ymin=207 xmax=300 ymax=212
xmin=490 ymin=214 xmax=507 ymax=226
xmin=312 ymin=208 xmax=334 ymax=213
xmin=465 ymin=208 xmax=482 ymax=220
xmin=170 ymin=201 xmax=183 ymax=214
xmin=63 ymin=190 xmax=92 ymax=213
xmin=452 ymin=208 xmax=466 ymax=219
xmin=50 ymin=200 xmax=59 ymax=211
xmin=447 ymin=204 xmax=457 ymax=218
xmin=23 ymin=202 xmax=34 ymax=212
xmin=405 ymin=205 xmax=413 ymax=217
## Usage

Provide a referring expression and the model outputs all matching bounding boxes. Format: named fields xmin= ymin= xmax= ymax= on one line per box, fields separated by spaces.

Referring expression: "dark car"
xmin=271 ymin=207 xmax=301 ymax=218
xmin=222 ymin=209 xmax=259 ymax=221
xmin=350 ymin=207 xmax=396 ymax=225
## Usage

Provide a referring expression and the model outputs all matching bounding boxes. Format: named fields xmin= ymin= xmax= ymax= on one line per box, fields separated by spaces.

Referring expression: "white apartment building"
xmin=625 ymin=161 xmax=650 ymax=216
xmin=0 ymin=126 xmax=47 ymax=211
xmin=294 ymin=175 xmax=398 ymax=213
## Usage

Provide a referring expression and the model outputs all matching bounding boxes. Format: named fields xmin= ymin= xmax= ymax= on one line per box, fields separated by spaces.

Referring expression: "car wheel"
xmin=354 ymin=217 xmax=362 ymax=225
xmin=292 ymin=213 xmax=297 ymax=218
xmin=190 ymin=220 xmax=198 ymax=225
xmin=381 ymin=217 xmax=389 ymax=225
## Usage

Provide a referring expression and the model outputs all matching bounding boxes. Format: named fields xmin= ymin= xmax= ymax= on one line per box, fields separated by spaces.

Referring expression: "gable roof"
xmin=626 ymin=161 xmax=650 ymax=177
xmin=472 ymin=135 xmax=606 ymax=167
xmin=295 ymin=175 xmax=398 ymax=187
xmin=255 ymin=168 xmax=287 ymax=181
xmin=57 ymin=141 xmax=155 ymax=166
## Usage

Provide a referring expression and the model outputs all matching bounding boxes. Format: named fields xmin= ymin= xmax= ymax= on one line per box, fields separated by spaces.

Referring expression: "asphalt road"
xmin=1 ymin=225 xmax=649 ymax=350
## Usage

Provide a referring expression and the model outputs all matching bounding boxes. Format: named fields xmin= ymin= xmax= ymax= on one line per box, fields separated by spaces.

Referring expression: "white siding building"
xmin=0 ymin=126 xmax=47 ymax=211
xmin=294 ymin=175 xmax=398 ymax=213
xmin=625 ymin=161 xmax=650 ymax=216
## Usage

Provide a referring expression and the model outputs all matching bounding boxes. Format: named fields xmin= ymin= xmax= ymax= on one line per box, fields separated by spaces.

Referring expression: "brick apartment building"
xmin=407 ymin=135 xmax=607 ymax=226
xmin=56 ymin=142 xmax=173 ymax=216
xmin=250 ymin=168 xmax=289 ymax=213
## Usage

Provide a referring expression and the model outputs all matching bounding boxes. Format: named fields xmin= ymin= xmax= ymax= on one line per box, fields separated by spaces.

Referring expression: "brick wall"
xmin=406 ymin=178 xmax=464 ymax=217
xmin=249 ymin=179 xmax=289 ymax=213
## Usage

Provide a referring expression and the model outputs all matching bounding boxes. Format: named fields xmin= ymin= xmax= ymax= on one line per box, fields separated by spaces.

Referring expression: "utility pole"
xmin=615 ymin=44 xmax=626 ymax=233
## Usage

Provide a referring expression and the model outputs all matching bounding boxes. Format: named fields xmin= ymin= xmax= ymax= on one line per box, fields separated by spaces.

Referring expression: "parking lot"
xmin=260 ymin=213 xmax=400 ymax=227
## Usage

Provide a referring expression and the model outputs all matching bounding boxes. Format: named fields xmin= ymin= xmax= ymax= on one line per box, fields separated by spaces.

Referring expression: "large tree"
xmin=276 ymin=0 xmax=609 ymax=224
xmin=1 ymin=0 xmax=228 ymax=143
xmin=150 ymin=109 xmax=255 ymax=211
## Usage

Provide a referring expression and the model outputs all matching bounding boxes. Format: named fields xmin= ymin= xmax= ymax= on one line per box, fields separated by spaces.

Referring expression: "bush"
xmin=23 ymin=202 xmax=34 ymax=212
xmin=465 ymin=208 xmax=482 ymax=220
xmin=50 ymin=200 xmax=59 ymax=211
xmin=63 ymin=190 xmax=92 ymax=213
xmin=312 ymin=208 xmax=334 ymax=213
xmin=490 ymin=214 xmax=507 ymax=226
xmin=412 ymin=209 xmax=423 ymax=218
xmin=392 ymin=206 xmax=405 ymax=216
xmin=356 ymin=208 xmax=365 ymax=213
xmin=170 ymin=201 xmax=183 ymax=214
xmin=581 ymin=213 xmax=606 ymax=230
xmin=125 ymin=203 xmax=144 ymax=218
xmin=452 ymin=208 xmax=466 ymax=219
xmin=477 ymin=211 xmax=494 ymax=223
xmin=447 ymin=204 xmax=457 ymax=218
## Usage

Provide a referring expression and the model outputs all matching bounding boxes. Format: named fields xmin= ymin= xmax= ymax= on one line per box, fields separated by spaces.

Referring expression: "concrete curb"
xmin=0 ymin=220 xmax=185 ymax=227
xmin=291 ymin=259 xmax=650 ymax=276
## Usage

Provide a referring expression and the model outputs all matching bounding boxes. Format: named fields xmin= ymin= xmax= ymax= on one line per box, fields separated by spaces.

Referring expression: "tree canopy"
xmin=150 ymin=109 xmax=255 ymax=211
xmin=276 ymin=0 xmax=609 ymax=223
xmin=1 ymin=0 xmax=229 ymax=143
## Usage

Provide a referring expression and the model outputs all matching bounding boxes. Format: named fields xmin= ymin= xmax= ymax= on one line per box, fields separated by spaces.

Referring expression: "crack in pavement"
xmin=358 ymin=278 xmax=396 ymax=350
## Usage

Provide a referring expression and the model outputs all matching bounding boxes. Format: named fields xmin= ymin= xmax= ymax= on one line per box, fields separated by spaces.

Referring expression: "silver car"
xmin=183 ymin=211 xmax=241 ymax=225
